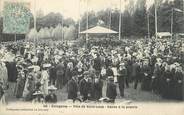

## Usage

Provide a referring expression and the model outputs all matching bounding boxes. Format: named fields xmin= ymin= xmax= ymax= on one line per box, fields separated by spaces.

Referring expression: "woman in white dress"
xmin=41 ymin=64 xmax=50 ymax=96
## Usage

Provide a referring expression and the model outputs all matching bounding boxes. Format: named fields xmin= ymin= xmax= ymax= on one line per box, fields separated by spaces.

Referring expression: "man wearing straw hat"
xmin=45 ymin=85 xmax=57 ymax=103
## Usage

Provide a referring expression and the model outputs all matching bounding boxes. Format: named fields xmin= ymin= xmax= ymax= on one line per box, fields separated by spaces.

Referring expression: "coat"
xmin=141 ymin=65 xmax=152 ymax=91
xmin=173 ymin=71 xmax=183 ymax=100
xmin=79 ymin=79 xmax=90 ymax=97
xmin=49 ymin=66 xmax=57 ymax=82
xmin=65 ymin=68 xmax=73 ymax=82
xmin=15 ymin=73 xmax=26 ymax=98
xmin=93 ymin=57 xmax=101 ymax=71
xmin=106 ymin=67 xmax=114 ymax=77
xmin=45 ymin=94 xmax=57 ymax=103
xmin=0 ymin=86 xmax=4 ymax=100
xmin=131 ymin=62 xmax=140 ymax=78
xmin=68 ymin=79 xmax=78 ymax=100
xmin=93 ymin=80 xmax=103 ymax=100
xmin=23 ymin=77 xmax=35 ymax=101
xmin=106 ymin=82 xmax=117 ymax=100
xmin=5 ymin=62 xmax=18 ymax=82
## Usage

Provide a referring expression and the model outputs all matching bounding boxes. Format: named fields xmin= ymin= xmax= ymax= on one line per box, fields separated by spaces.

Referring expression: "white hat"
xmin=48 ymin=85 xmax=57 ymax=90
xmin=28 ymin=66 xmax=34 ymax=69
xmin=156 ymin=58 xmax=162 ymax=62
xmin=170 ymin=64 xmax=176 ymax=70
xmin=173 ymin=62 xmax=180 ymax=67
xmin=32 ymin=91 xmax=43 ymax=96
xmin=119 ymin=63 xmax=125 ymax=66
xmin=33 ymin=65 xmax=40 ymax=72
xmin=43 ymin=63 xmax=51 ymax=68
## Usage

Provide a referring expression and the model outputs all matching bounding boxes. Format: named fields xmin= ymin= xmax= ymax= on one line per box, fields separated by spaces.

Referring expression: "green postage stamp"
xmin=3 ymin=2 xmax=31 ymax=34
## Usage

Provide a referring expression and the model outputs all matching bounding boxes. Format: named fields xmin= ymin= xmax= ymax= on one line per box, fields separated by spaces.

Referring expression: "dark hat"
xmin=26 ymin=59 xmax=32 ymax=63
xmin=95 ymin=70 xmax=101 ymax=75
xmin=28 ymin=74 xmax=33 ymax=79
xmin=23 ymin=69 xmax=28 ymax=73
xmin=17 ymin=65 xmax=23 ymax=70
xmin=35 ymin=82 xmax=41 ymax=88
xmin=0 ymin=81 xmax=3 ymax=84
xmin=72 ymin=70 xmax=78 ymax=76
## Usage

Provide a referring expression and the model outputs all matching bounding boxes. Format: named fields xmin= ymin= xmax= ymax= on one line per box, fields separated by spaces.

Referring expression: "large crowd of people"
xmin=0 ymin=37 xmax=183 ymax=104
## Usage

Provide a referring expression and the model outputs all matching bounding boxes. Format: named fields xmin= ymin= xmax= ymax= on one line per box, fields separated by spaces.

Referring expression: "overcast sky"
xmin=35 ymin=0 xmax=156 ymax=21
xmin=0 ymin=0 xmax=174 ymax=21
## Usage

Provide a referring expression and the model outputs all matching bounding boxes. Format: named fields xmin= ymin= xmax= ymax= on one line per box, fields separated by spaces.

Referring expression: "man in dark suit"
xmin=132 ymin=60 xmax=141 ymax=89
xmin=55 ymin=62 xmax=65 ymax=89
xmin=106 ymin=76 xmax=117 ymax=103
xmin=79 ymin=71 xmax=91 ymax=101
xmin=118 ymin=63 xmax=127 ymax=97
xmin=0 ymin=81 xmax=4 ymax=101
xmin=93 ymin=54 xmax=102 ymax=71
xmin=68 ymin=71 xmax=79 ymax=102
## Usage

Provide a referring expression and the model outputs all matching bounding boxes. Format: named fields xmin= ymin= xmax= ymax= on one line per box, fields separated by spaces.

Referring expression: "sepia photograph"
xmin=0 ymin=0 xmax=184 ymax=114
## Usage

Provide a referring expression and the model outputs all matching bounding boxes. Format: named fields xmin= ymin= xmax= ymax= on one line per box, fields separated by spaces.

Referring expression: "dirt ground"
xmin=5 ymin=82 xmax=179 ymax=104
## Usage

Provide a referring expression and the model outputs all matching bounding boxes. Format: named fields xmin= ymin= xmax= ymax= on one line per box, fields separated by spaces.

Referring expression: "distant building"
xmin=176 ymin=33 xmax=184 ymax=39
xmin=157 ymin=32 xmax=171 ymax=39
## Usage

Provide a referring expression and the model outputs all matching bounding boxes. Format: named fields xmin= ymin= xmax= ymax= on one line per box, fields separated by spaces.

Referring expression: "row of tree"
xmin=27 ymin=24 xmax=75 ymax=41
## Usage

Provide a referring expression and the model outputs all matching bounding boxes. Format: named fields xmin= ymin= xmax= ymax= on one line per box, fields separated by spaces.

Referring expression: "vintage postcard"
xmin=0 ymin=0 xmax=184 ymax=115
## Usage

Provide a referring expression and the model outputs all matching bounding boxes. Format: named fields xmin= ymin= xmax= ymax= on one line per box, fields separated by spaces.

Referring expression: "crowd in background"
xmin=0 ymin=38 xmax=184 ymax=104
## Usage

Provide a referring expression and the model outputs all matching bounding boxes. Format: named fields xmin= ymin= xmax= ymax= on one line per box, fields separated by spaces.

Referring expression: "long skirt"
xmin=41 ymin=81 xmax=49 ymax=96
xmin=102 ymin=79 xmax=107 ymax=97
xmin=56 ymin=74 xmax=64 ymax=89
xmin=0 ymin=95 xmax=6 ymax=105
xmin=141 ymin=76 xmax=151 ymax=91
xmin=15 ymin=79 xmax=26 ymax=98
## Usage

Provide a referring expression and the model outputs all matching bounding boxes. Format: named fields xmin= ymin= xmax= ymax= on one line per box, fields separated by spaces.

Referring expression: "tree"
xmin=52 ymin=24 xmax=62 ymax=40
xmin=27 ymin=28 xmax=38 ymax=40
xmin=132 ymin=0 xmax=147 ymax=36
xmin=63 ymin=25 xmax=75 ymax=40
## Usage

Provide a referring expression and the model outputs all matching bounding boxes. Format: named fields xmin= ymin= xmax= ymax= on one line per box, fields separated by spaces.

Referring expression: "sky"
xmin=0 ymin=0 xmax=173 ymax=21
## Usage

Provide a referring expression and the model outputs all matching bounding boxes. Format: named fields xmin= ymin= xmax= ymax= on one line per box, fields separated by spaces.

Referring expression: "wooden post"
xmin=14 ymin=34 xmax=16 ymax=42
xmin=62 ymin=18 xmax=64 ymax=41
xmin=108 ymin=8 xmax=112 ymax=38
xmin=171 ymin=8 xmax=173 ymax=39
xmin=147 ymin=11 xmax=150 ymax=39
xmin=78 ymin=0 xmax=81 ymax=39
xmin=86 ymin=0 xmax=89 ymax=47
xmin=119 ymin=0 xmax=122 ymax=40
xmin=154 ymin=0 xmax=158 ymax=39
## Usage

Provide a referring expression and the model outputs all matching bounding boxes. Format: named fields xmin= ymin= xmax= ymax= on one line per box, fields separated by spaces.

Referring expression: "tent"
xmin=157 ymin=32 xmax=171 ymax=39
xmin=80 ymin=26 xmax=118 ymax=34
